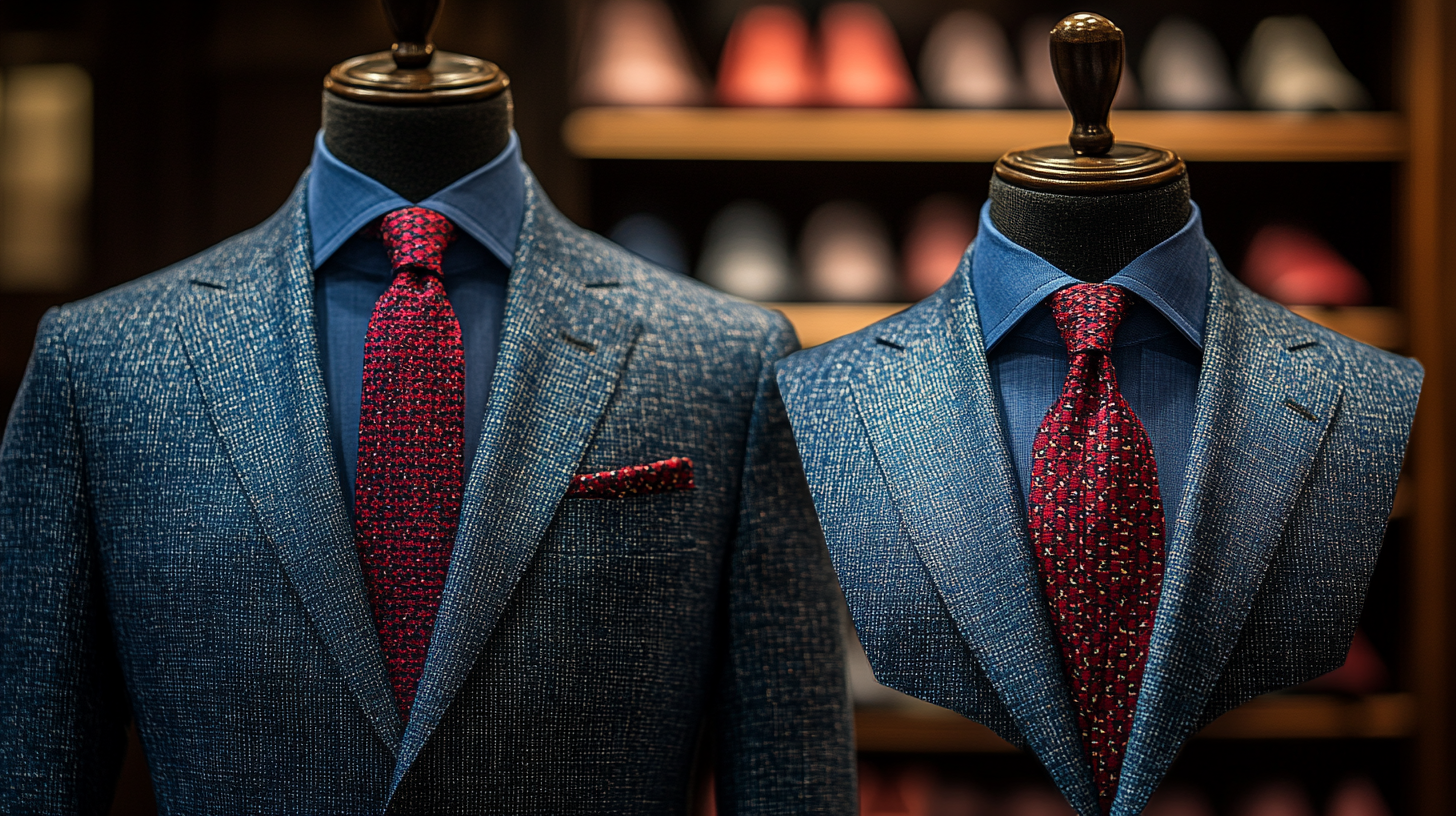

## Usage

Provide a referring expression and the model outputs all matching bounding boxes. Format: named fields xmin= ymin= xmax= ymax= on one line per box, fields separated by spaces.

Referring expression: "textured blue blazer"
xmin=777 ymin=245 xmax=1421 ymax=816
xmin=0 ymin=174 xmax=853 ymax=814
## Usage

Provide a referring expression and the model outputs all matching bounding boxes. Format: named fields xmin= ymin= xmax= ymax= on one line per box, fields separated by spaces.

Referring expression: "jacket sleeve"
xmin=0 ymin=308 xmax=128 ymax=814
xmin=712 ymin=313 xmax=856 ymax=815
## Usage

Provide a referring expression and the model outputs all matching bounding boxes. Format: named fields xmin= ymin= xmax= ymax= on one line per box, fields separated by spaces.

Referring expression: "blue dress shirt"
xmin=971 ymin=201 xmax=1209 ymax=527
xmin=308 ymin=130 xmax=525 ymax=505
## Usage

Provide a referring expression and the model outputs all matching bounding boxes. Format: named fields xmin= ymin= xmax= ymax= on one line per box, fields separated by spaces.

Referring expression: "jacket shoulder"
xmin=47 ymin=189 xmax=300 ymax=350
xmin=1232 ymin=280 xmax=1424 ymax=404
xmin=776 ymin=297 xmax=935 ymax=400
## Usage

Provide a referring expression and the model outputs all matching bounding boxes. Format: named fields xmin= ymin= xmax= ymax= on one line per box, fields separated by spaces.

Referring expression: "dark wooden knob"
xmin=1050 ymin=13 xmax=1123 ymax=156
xmin=382 ymin=0 xmax=443 ymax=69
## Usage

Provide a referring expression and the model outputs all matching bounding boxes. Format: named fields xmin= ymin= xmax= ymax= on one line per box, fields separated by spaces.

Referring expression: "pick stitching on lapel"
xmin=388 ymin=178 xmax=642 ymax=796
xmin=845 ymin=261 xmax=1100 ymax=816
xmin=1113 ymin=262 xmax=1343 ymax=816
xmin=175 ymin=181 xmax=405 ymax=754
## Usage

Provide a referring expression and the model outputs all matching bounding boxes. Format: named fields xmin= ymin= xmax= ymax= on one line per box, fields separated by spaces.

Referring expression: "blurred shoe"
xmin=1020 ymin=15 xmax=1136 ymax=109
xmin=818 ymin=2 xmax=918 ymax=107
xmin=608 ymin=213 xmax=689 ymax=274
xmin=1001 ymin=787 xmax=1077 ymax=816
xmin=902 ymin=194 xmax=976 ymax=300
xmin=919 ymin=10 xmax=1019 ymax=108
xmin=1144 ymin=787 xmax=1217 ymax=816
xmin=1241 ymin=224 xmax=1372 ymax=306
xmin=1326 ymin=777 xmax=1392 ymax=816
xmin=717 ymin=4 xmax=818 ymax=106
xmin=1019 ymin=15 xmax=1062 ymax=108
xmin=1234 ymin=781 xmax=1316 ymax=816
xmin=1299 ymin=628 xmax=1389 ymax=694
xmin=1141 ymin=16 xmax=1240 ymax=110
xmin=697 ymin=200 xmax=797 ymax=300
xmin=575 ymin=0 xmax=708 ymax=106
xmin=928 ymin=781 xmax=995 ymax=816
xmin=1241 ymin=16 xmax=1370 ymax=111
xmin=801 ymin=201 xmax=898 ymax=301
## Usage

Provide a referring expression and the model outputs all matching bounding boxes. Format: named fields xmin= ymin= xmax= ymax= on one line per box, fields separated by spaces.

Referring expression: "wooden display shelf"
xmin=766 ymin=303 xmax=1404 ymax=352
xmin=854 ymin=693 xmax=1416 ymax=753
xmin=565 ymin=108 xmax=1408 ymax=163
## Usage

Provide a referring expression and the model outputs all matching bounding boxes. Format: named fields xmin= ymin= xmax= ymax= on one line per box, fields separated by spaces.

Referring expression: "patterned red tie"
xmin=354 ymin=207 xmax=464 ymax=722
xmin=1027 ymin=283 xmax=1166 ymax=813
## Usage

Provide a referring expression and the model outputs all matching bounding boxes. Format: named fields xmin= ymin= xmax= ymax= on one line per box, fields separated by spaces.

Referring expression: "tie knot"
xmin=374 ymin=207 xmax=457 ymax=276
xmin=1048 ymin=283 xmax=1130 ymax=354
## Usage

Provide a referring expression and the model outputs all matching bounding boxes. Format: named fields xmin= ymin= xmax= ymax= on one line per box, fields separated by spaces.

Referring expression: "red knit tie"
xmin=1027 ymin=283 xmax=1166 ymax=813
xmin=354 ymin=207 xmax=464 ymax=722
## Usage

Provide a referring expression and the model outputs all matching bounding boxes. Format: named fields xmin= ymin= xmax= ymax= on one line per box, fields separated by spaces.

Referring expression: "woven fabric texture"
xmin=0 ymin=173 xmax=853 ymax=814
xmin=777 ymin=246 xmax=1421 ymax=816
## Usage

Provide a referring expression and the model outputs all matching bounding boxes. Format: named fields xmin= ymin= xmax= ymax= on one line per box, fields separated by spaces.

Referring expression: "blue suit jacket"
xmin=777 ymin=245 xmax=1420 ymax=816
xmin=0 ymin=174 xmax=853 ymax=814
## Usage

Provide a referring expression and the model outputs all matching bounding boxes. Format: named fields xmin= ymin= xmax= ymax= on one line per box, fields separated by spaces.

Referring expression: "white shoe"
xmin=1142 ymin=16 xmax=1240 ymax=110
xmin=801 ymin=201 xmax=897 ymax=302
xmin=919 ymin=10 xmax=1020 ymax=108
xmin=1240 ymin=16 xmax=1370 ymax=111
xmin=697 ymin=201 xmax=797 ymax=301
xmin=574 ymin=0 xmax=708 ymax=106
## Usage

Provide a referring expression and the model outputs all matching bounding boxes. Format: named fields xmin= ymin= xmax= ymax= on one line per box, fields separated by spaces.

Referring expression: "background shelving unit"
xmin=564 ymin=1 xmax=1456 ymax=813
xmin=564 ymin=108 xmax=1409 ymax=163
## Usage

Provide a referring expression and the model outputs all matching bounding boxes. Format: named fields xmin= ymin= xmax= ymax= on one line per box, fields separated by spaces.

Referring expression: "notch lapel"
xmin=174 ymin=183 xmax=404 ymax=753
xmin=1114 ymin=264 xmax=1343 ymax=815
xmin=848 ymin=264 xmax=1099 ymax=816
xmin=390 ymin=182 xmax=641 ymax=794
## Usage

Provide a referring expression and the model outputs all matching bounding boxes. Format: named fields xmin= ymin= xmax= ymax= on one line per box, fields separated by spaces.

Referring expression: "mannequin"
xmin=320 ymin=0 xmax=513 ymax=201
xmin=322 ymin=93 xmax=511 ymax=202
xmin=988 ymin=173 xmax=1190 ymax=282
xmin=988 ymin=12 xmax=1190 ymax=282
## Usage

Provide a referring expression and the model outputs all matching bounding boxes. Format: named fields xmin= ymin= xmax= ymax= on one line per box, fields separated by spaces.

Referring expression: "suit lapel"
xmin=175 ymin=182 xmax=404 ymax=753
xmin=1114 ymin=264 xmax=1342 ymax=815
xmin=390 ymin=180 xmax=641 ymax=792
xmin=848 ymin=262 xmax=1099 ymax=816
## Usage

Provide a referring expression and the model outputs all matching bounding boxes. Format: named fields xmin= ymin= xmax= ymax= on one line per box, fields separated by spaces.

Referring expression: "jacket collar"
xmin=1112 ymin=260 xmax=1340 ymax=815
xmin=804 ymin=247 xmax=1340 ymax=816
xmin=386 ymin=171 xmax=640 ymax=796
xmin=852 ymin=260 xmax=1100 ymax=813
xmin=177 ymin=171 xmax=639 ymax=800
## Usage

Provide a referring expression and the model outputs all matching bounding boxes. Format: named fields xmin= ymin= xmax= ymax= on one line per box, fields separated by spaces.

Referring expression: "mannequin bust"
xmin=321 ymin=0 xmax=513 ymax=202
xmin=989 ymin=13 xmax=1190 ymax=283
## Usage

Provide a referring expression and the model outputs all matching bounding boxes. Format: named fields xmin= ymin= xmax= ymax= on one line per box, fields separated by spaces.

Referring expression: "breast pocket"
xmin=541 ymin=491 xmax=707 ymax=555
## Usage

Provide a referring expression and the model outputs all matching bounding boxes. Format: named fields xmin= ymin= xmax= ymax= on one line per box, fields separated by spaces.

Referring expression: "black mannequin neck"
xmin=988 ymin=173 xmax=1192 ymax=283
xmin=321 ymin=90 xmax=514 ymax=203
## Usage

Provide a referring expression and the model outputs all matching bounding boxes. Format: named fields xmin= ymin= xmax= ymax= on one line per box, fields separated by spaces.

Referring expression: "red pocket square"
xmin=567 ymin=457 xmax=696 ymax=500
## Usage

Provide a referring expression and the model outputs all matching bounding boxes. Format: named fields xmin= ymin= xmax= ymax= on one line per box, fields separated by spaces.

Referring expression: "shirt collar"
xmin=969 ymin=199 xmax=1210 ymax=350
xmin=306 ymin=129 xmax=525 ymax=269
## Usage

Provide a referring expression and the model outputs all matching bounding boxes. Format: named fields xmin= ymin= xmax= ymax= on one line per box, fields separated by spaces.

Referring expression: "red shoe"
xmin=818 ymin=3 xmax=917 ymax=107
xmin=902 ymin=195 xmax=976 ymax=300
xmin=1241 ymin=224 xmax=1371 ymax=306
xmin=575 ymin=0 xmax=707 ymax=106
xmin=716 ymin=4 xmax=818 ymax=107
xmin=1327 ymin=778 xmax=1392 ymax=816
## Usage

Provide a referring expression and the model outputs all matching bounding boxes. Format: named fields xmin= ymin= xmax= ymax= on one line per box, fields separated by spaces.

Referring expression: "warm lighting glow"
xmin=0 ymin=64 xmax=92 ymax=291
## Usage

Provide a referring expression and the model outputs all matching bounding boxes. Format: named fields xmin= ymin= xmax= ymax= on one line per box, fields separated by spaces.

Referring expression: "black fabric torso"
xmin=321 ymin=91 xmax=513 ymax=203
xmin=988 ymin=174 xmax=1192 ymax=283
